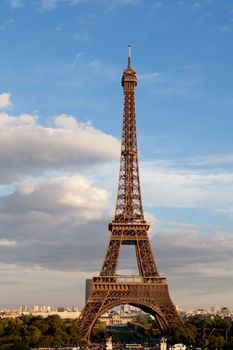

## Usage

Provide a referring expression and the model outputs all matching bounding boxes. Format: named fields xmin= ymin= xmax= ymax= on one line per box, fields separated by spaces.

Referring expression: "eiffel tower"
xmin=77 ymin=46 xmax=182 ymax=343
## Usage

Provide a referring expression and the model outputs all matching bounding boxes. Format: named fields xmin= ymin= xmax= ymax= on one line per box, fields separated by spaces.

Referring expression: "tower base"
xmin=77 ymin=275 xmax=182 ymax=342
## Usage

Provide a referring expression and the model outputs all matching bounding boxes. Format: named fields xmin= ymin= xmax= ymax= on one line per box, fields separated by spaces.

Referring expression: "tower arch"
xmin=85 ymin=300 xmax=169 ymax=342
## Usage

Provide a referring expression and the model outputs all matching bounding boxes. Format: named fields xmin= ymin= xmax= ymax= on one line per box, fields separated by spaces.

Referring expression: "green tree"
xmin=66 ymin=324 xmax=82 ymax=345
xmin=0 ymin=323 xmax=4 ymax=337
xmin=0 ymin=315 xmax=82 ymax=348
xmin=33 ymin=318 xmax=49 ymax=334
xmin=37 ymin=335 xmax=53 ymax=347
xmin=223 ymin=340 xmax=233 ymax=350
xmin=207 ymin=335 xmax=225 ymax=349
xmin=92 ymin=320 xmax=107 ymax=338
xmin=27 ymin=325 xmax=41 ymax=347
xmin=170 ymin=323 xmax=197 ymax=346
xmin=46 ymin=314 xmax=63 ymax=335
xmin=7 ymin=343 xmax=30 ymax=350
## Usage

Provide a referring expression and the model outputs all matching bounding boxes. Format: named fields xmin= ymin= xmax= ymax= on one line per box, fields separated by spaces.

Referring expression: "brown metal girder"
xmin=79 ymin=297 xmax=170 ymax=342
xmin=77 ymin=51 xmax=183 ymax=343
xmin=110 ymin=223 xmax=150 ymax=230
xmin=109 ymin=237 xmax=149 ymax=241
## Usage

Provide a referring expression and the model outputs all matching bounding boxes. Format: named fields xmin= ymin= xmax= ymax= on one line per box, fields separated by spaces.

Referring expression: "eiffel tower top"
xmin=114 ymin=45 xmax=145 ymax=223
xmin=121 ymin=44 xmax=137 ymax=87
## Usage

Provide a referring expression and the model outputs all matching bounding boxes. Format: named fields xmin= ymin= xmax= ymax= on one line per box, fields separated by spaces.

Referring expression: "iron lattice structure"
xmin=77 ymin=47 xmax=182 ymax=343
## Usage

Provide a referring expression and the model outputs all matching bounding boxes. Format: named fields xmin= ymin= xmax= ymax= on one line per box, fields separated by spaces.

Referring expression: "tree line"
xmin=0 ymin=314 xmax=81 ymax=349
xmin=1 ymin=314 xmax=233 ymax=349
xmin=128 ymin=316 xmax=233 ymax=349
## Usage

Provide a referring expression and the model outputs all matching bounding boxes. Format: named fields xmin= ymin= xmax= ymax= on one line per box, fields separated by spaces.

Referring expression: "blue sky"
xmin=0 ymin=0 xmax=233 ymax=311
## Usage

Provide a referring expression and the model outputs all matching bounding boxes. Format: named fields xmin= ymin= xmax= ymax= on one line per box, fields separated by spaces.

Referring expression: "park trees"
xmin=0 ymin=315 xmax=81 ymax=349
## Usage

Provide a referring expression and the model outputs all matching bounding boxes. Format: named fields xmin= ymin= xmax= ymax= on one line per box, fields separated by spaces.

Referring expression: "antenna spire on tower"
xmin=128 ymin=44 xmax=132 ymax=67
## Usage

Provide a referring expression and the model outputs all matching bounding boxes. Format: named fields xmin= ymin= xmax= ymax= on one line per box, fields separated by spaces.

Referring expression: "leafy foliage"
xmin=91 ymin=319 xmax=107 ymax=341
xmin=128 ymin=316 xmax=161 ymax=338
xmin=169 ymin=316 xmax=233 ymax=349
xmin=223 ymin=340 xmax=233 ymax=350
xmin=129 ymin=315 xmax=233 ymax=349
xmin=0 ymin=315 xmax=81 ymax=349
xmin=1 ymin=314 xmax=233 ymax=349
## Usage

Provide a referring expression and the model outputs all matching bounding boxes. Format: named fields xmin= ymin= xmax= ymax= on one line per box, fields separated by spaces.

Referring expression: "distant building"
xmin=210 ymin=305 xmax=221 ymax=314
xmin=22 ymin=305 xmax=28 ymax=312
xmin=85 ymin=279 xmax=93 ymax=302
xmin=106 ymin=336 xmax=113 ymax=350
xmin=160 ymin=337 xmax=167 ymax=350
xmin=57 ymin=307 xmax=65 ymax=312
xmin=171 ymin=344 xmax=186 ymax=350
xmin=221 ymin=307 xmax=230 ymax=315
xmin=120 ymin=304 xmax=130 ymax=313
xmin=40 ymin=305 xmax=51 ymax=312
xmin=31 ymin=305 xmax=39 ymax=312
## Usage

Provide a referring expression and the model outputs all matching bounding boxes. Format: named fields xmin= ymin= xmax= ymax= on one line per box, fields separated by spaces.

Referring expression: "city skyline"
xmin=0 ymin=0 xmax=233 ymax=310
xmin=1 ymin=303 xmax=233 ymax=314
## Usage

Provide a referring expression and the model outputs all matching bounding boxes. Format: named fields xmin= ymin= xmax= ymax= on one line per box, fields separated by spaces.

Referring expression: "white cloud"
xmin=41 ymin=0 xmax=60 ymax=10
xmin=215 ymin=207 xmax=233 ymax=216
xmin=167 ymin=220 xmax=197 ymax=229
xmin=138 ymin=72 xmax=161 ymax=81
xmin=1 ymin=175 xmax=109 ymax=222
xmin=40 ymin=0 xmax=139 ymax=11
xmin=141 ymin=161 xmax=233 ymax=213
xmin=141 ymin=69 xmax=202 ymax=99
xmin=177 ymin=1 xmax=184 ymax=7
xmin=0 ymin=93 xmax=11 ymax=109
xmin=191 ymin=2 xmax=202 ymax=10
xmin=0 ymin=113 xmax=36 ymax=127
xmin=220 ymin=25 xmax=231 ymax=32
xmin=0 ymin=113 xmax=120 ymax=184
xmin=113 ymin=0 xmax=139 ymax=4
xmin=0 ymin=174 xmax=111 ymax=292
xmin=53 ymin=176 xmax=110 ymax=220
xmin=0 ymin=239 xmax=16 ymax=247
xmin=154 ymin=2 xmax=163 ymax=9
xmin=0 ymin=19 xmax=15 ymax=31
xmin=12 ymin=177 xmax=107 ymax=213
xmin=151 ymin=222 xmax=233 ymax=309
xmin=8 ymin=0 xmax=23 ymax=8
xmin=187 ymin=153 xmax=233 ymax=166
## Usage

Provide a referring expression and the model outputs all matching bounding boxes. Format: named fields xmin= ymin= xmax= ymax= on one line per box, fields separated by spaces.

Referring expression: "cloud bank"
xmin=0 ymin=93 xmax=11 ymax=108
xmin=141 ymin=161 xmax=233 ymax=213
xmin=0 ymin=113 xmax=120 ymax=184
xmin=0 ymin=95 xmax=232 ymax=309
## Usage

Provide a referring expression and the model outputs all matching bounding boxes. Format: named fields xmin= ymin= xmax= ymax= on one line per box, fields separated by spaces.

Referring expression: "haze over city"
xmin=0 ymin=0 xmax=233 ymax=311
